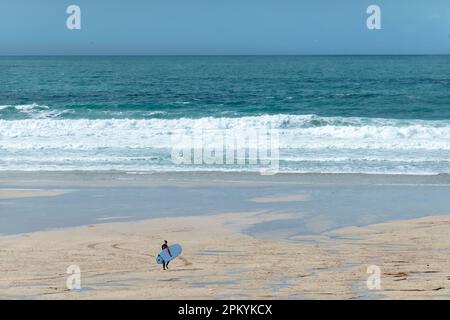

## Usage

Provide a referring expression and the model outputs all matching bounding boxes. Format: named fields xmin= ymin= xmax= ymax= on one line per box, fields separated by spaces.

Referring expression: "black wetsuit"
xmin=161 ymin=243 xmax=172 ymax=269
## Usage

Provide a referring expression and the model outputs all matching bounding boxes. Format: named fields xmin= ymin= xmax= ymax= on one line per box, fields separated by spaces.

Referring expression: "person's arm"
xmin=167 ymin=246 xmax=172 ymax=257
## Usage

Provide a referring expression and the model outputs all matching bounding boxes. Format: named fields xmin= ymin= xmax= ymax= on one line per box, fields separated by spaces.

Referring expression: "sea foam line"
xmin=1 ymin=115 xmax=450 ymax=151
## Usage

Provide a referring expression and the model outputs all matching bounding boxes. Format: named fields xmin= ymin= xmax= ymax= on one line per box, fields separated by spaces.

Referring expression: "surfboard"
xmin=156 ymin=244 xmax=182 ymax=264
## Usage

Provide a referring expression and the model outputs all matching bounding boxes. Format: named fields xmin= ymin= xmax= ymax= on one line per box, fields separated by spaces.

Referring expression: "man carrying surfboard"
xmin=160 ymin=240 xmax=172 ymax=270
xmin=155 ymin=242 xmax=182 ymax=270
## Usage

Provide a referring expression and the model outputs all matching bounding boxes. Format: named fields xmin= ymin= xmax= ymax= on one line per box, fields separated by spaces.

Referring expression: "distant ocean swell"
xmin=1 ymin=114 xmax=449 ymax=174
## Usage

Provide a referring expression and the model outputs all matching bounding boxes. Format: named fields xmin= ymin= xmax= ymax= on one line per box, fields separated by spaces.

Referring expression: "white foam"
xmin=1 ymin=114 xmax=449 ymax=172
xmin=1 ymin=115 xmax=450 ymax=149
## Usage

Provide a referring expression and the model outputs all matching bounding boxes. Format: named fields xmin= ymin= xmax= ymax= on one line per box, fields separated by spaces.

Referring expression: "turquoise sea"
xmin=1 ymin=55 xmax=450 ymax=173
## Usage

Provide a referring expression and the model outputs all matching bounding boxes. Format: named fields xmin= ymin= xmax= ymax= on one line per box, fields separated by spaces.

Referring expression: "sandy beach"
xmin=0 ymin=188 xmax=72 ymax=200
xmin=1 ymin=211 xmax=449 ymax=300
xmin=1 ymin=172 xmax=450 ymax=299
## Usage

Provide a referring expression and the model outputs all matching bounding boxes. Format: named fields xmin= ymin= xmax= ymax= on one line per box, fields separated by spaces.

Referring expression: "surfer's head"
xmin=164 ymin=240 xmax=168 ymax=244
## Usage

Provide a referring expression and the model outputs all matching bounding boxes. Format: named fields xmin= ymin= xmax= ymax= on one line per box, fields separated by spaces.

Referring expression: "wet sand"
xmin=0 ymin=188 xmax=72 ymax=200
xmin=250 ymin=194 xmax=310 ymax=203
xmin=2 ymin=171 xmax=450 ymax=236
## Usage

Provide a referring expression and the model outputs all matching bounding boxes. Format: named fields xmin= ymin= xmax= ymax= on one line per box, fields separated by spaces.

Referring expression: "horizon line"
xmin=1 ymin=53 xmax=449 ymax=57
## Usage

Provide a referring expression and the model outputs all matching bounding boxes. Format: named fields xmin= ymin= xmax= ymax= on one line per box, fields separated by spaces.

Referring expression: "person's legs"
xmin=163 ymin=261 xmax=166 ymax=270
xmin=166 ymin=260 xmax=170 ymax=269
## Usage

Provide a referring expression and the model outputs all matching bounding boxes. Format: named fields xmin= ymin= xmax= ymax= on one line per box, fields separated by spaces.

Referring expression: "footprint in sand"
xmin=87 ymin=242 xmax=101 ymax=249
xmin=111 ymin=243 xmax=124 ymax=250
xmin=179 ymin=256 xmax=192 ymax=266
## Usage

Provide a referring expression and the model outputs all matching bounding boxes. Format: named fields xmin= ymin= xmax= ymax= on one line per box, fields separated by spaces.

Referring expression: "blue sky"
xmin=0 ymin=0 xmax=449 ymax=55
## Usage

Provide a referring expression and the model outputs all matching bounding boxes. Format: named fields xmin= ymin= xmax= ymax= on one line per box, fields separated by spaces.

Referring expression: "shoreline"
xmin=2 ymin=170 xmax=450 ymax=187
xmin=2 ymin=171 xmax=450 ymax=236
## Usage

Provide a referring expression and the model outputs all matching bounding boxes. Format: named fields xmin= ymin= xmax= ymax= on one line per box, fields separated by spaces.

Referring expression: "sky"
xmin=0 ymin=0 xmax=449 ymax=55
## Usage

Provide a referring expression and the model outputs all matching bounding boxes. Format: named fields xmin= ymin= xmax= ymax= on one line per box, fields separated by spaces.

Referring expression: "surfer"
xmin=161 ymin=240 xmax=172 ymax=270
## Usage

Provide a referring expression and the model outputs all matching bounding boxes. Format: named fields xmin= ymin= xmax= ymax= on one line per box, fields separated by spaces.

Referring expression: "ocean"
xmin=1 ymin=55 xmax=449 ymax=173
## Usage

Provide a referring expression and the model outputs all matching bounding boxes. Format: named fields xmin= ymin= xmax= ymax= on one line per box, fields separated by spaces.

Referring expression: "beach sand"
xmin=249 ymin=194 xmax=310 ymax=203
xmin=0 ymin=188 xmax=72 ymax=200
xmin=1 ymin=211 xmax=449 ymax=300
